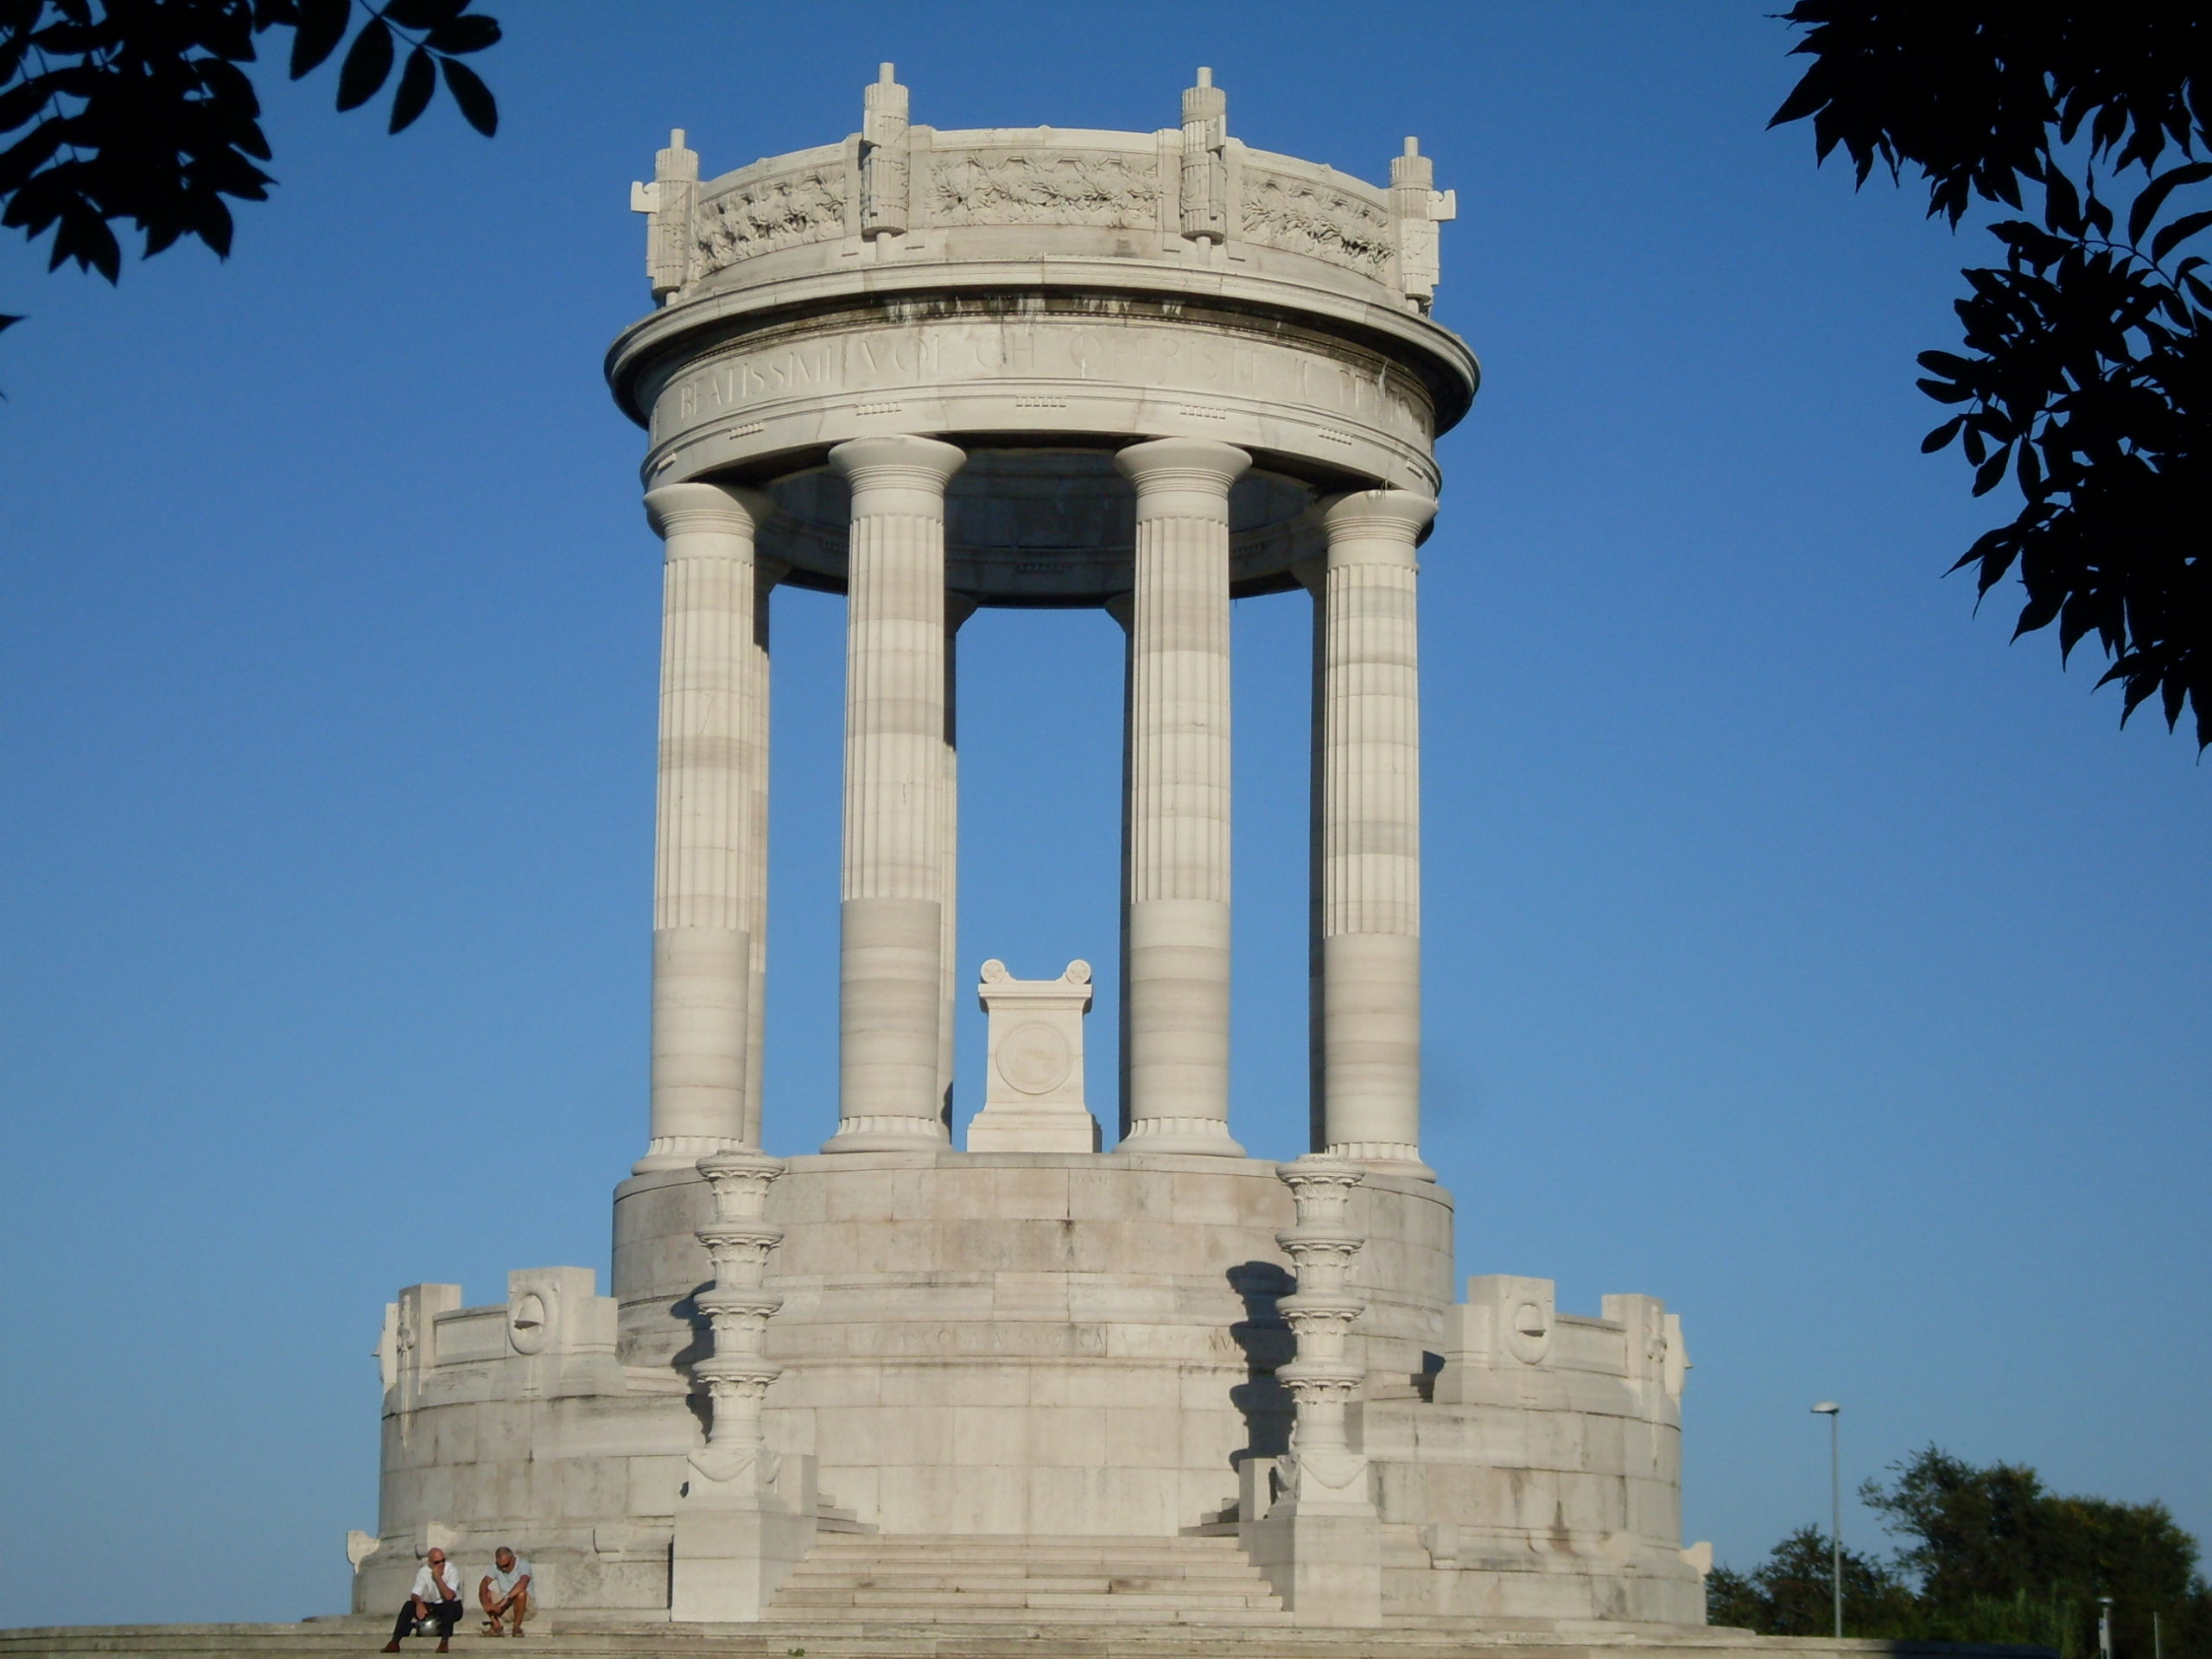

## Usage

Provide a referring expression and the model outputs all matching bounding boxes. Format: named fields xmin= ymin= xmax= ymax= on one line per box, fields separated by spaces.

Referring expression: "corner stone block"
xmin=669 ymin=1502 xmax=816 ymax=1622
xmin=392 ymin=1283 xmax=463 ymax=1377
xmin=1603 ymin=1292 xmax=1671 ymax=1388
xmin=1246 ymin=1508 xmax=1383 ymax=1625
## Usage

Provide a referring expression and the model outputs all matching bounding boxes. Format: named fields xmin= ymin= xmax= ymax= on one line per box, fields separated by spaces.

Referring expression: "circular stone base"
xmin=613 ymin=1151 xmax=1453 ymax=1536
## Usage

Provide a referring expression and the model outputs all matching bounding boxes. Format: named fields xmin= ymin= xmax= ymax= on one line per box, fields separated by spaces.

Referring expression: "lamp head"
xmin=1811 ymin=1402 xmax=1841 ymax=1414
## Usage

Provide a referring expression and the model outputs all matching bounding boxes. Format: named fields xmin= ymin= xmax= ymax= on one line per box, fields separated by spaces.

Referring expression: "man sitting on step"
xmin=478 ymin=1546 xmax=532 ymax=1637
xmin=381 ymin=1548 xmax=465 ymax=1653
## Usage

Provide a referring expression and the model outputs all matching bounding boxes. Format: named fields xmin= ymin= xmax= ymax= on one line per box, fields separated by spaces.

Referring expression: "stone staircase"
xmin=0 ymin=1618 xmax=2036 ymax=1658
xmin=768 ymin=1530 xmax=1290 ymax=1624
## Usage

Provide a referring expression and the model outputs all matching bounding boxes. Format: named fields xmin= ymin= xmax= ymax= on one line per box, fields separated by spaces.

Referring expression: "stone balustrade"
xmin=633 ymin=67 xmax=1456 ymax=315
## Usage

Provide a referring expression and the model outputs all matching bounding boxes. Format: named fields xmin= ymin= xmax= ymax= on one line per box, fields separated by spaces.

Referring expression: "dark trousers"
xmin=391 ymin=1599 xmax=463 ymax=1642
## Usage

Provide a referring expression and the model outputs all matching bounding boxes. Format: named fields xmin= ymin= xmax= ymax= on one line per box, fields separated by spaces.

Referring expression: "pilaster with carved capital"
xmin=1274 ymin=1155 xmax=1374 ymax=1514
xmin=690 ymin=1150 xmax=787 ymax=1489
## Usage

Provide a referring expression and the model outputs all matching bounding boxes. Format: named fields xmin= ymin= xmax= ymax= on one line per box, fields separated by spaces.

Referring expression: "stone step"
xmin=781 ymin=1574 xmax=1271 ymax=1595
xmin=0 ymin=1621 xmax=1990 ymax=1657
xmin=770 ymin=1530 xmax=1288 ymax=1625
xmin=805 ymin=1541 xmax=1252 ymax=1558
xmin=780 ymin=1586 xmax=1281 ymax=1606
xmin=798 ymin=1552 xmax=1260 ymax=1572
xmin=772 ymin=1604 xmax=1297 ymax=1625
xmin=800 ymin=1539 xmax=1247 ymax=1557
xmin=783 ymin=1574 xmax=1265 ymax=1583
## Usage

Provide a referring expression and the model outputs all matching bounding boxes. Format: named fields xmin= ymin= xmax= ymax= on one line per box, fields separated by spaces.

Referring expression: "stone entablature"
xmin=609 ymin=66 xmax=1477 ymax=582
xmin=634 ymin=67 xmax=1456 ymax=316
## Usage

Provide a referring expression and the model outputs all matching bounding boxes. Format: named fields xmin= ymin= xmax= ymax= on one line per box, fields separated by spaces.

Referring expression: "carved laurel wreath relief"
xmin=928 ymin=153 xmax=1161 ymax=228
xmin=695 ymin=170 xmax=850 ymax=270
xmin=1240 ymin=174 xmax=1395 ymax=277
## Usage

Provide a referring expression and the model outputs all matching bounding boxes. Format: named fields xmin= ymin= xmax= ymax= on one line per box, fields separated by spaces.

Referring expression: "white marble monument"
xmin=346 ymin=65 xmax=1710 ymax=1635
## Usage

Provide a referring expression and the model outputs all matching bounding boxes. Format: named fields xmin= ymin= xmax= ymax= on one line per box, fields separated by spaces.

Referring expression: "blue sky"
xmin=2 ymin=1 xmax=2206 ymax=1628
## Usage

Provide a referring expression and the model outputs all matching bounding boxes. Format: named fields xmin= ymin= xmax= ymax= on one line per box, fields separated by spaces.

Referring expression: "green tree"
xmin=1714 ymin=1450 xmax=2212 ymax=1656
xmin=1771 ymin=6 xmax=2211 ymax=749
xmin=1866 ymin=1446 xmax=2212 ymax=1659
xmin=1 ymin=0 xmax=501 ymax=335
xmin=1707 ymin=1522 xmax=1919 ymax=1637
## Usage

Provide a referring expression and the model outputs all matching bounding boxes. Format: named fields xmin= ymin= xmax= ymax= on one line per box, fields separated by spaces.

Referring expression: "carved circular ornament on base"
xmin=997 ymin=1021 xmax=1074 ymax=1095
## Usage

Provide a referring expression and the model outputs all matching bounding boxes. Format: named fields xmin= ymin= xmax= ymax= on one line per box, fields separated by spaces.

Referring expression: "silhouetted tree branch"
xmin=0 ymin=0 xmax=500 ymax=337
xmin=1773 ymin=6 xmax=2209 ymax=749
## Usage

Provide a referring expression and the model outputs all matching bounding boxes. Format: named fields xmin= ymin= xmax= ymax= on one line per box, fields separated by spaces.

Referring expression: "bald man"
xmin=381 ymin=1547 xmax=465 ymax=1652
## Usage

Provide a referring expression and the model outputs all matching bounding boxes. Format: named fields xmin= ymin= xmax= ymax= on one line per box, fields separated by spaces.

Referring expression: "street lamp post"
xmin=2100 ymin=1596 xmax=2115 ymax=1659
xmin=1813 ymin=1402 xmax=1842 ymax=1638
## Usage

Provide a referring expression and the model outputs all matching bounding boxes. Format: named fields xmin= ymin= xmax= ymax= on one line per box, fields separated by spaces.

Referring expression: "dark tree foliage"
xmin=0 ymin=0 xmax=500 ymax=334
xmin=1711 ymin=1447 xmax=2212 ymax=1659
xmin=1773 ymin=6 xmax=2211 ymax=749
xmin=1706 ymin=1523 xmax=1919 ymax=1637
xmin=1867 ymin=1446 xmax=2212 ymax=1659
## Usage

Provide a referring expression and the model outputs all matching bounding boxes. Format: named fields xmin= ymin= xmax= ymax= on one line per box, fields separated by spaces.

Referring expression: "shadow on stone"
xmin=1226 ymin=1261 xmax=1295 ymax=1467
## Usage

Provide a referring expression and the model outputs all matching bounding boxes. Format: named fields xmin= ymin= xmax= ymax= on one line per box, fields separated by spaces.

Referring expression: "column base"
xmin=1244 ymin=1502 xmax=1382 ymax=1627
xmin=821 ymin=1116 xmax=950 ymax=1154
xmin=966 ymin=1103 xmax=1100 ymax=1154
xmin=1325 ymin=1141 xmax=1436 ymax=1181
xmin=1116 ymin=1117 xmax=1245 ymax=1157
xmin=669 ymin=1491 xmax=817 ymax=1622
xmin=633 ymin=1136 xmax=741 ymax=1176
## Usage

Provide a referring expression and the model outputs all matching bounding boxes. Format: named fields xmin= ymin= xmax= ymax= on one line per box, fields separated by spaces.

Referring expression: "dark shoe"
xmin=435 ymin=1643 xmax=449 ymax=1654
xmin=381 ymin=1645 xmax=401 ymax=1654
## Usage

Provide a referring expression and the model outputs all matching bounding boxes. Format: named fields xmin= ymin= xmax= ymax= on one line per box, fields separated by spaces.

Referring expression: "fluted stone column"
xmin=1115 ymin=438 xmax=1248 ymax=1156
xmin=741 ymin=559 xmax=783 ymax=1151
xmin=638 ymin=482 xmax=772 ymax=1174
xmin=1313 ymin=490 xmax=1437 ymax=1178
xmin=823 ymin=435 xmax=966 ymax=1152
xmin=939 ymin=595 xmax=978 ymax=1134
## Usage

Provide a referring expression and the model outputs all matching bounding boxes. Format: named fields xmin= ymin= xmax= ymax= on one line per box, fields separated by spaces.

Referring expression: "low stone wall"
xmin=358 ymin=1157 xmax=1694 ymax=1626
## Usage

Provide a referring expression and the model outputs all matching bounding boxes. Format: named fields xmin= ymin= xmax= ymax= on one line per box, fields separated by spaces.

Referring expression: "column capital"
xmin=1115 ymin=437 xmax=1250 ymax=505
xmin=828 ymin=434 xmax=966 ymax=497
xmin=644 ymin=480 xmax=772 ymax=542
xmin=1319 ymin=486 xmax=1439 ymax=545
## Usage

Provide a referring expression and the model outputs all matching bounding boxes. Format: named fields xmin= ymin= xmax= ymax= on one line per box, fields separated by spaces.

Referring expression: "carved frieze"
xmin=1240 ymin=170 xmax=1395 ymax=278
xmin=695 ymin=168 xmax=849 ymax=271
xmin=927 ymin=151 xmax=1161 ymax=229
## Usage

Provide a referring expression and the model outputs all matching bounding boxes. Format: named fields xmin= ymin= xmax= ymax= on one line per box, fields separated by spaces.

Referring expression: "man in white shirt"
xmin=380 ymin=1547 xmax=466 ymax=1652
xmin=478 ymin=1546 xmax=532 ymax=1637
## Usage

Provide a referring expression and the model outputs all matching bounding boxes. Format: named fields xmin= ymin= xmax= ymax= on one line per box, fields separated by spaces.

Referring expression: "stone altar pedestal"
xmin=966 ymin=959 xmax=1099 ymax=1153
